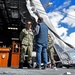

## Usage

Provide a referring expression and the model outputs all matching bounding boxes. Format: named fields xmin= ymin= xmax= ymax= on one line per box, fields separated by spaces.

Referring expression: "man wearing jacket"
xmin=19 ymin=21 xmax=34 ymax=69
xmin=35 ymin=17 xmax=48 ymax=69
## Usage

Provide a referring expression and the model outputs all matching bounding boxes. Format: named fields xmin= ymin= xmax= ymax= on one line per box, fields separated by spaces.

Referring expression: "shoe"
xmin=51 ymin=64 xmax=58 ymax=70
xmin=18 ymin=62 xmax=23 ymax=69
xmin=47 ymin=64 xmax=51 ymax=68
xmin=35 ymin=65 xmax=41 ymax=70
xmin=19 ymin=66 xmax=23 ymax=69
xmin=51 ymin=64 xmax=55 ymax=69
xmin=53 ymin=67 xmax=58 ymax=70
xmin=42 ymin=65 xmax=47 ymax=70
xmin=28 ymin=63 xmax=32 ymax=69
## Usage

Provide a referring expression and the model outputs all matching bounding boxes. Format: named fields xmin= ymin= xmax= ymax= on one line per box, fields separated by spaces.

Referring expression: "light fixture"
xmin=8 ymin=27 xmax=18 ymax=30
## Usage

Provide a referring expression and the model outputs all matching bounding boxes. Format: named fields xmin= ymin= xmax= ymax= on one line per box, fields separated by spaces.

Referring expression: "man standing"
xmin=35 ymin=17 xmax=48 ymax=69
xmin=19 ymin=21 xmax=34 ymax=69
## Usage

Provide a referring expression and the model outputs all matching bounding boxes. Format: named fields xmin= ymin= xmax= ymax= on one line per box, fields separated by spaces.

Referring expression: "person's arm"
xmin=19 ymin=29 xmax=25 ymax=41
xmin=48 ymin=38 xmax=54 ymax=49
xmin=34 ymin=25 xmax=40 ymax=35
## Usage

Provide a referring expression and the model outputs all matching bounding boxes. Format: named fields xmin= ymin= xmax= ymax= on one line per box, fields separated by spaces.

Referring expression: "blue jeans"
xmin=36 ymin=44 xmax=48 ymax=65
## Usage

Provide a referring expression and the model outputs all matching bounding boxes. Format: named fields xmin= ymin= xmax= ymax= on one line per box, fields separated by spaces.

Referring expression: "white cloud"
xmin=56 ymin=27 xmax=68 ymax=37
xmin=61 ymin=5 xmax=75 ymax=27
xmin=61 ymin=16 xmax=75 ymax=27
xmin=48 ymin=11 xmax=63 ymax=28
xmin=63 ymin=0 xmax=71 ymax=5
xmin=55 ymin=0 xmax=71 ymax=11
xmin=47 ymin=1 xmax=75 ymax=47
xmin=48 ymin=11 xmax=68 ymax=38
xmin=63 ymin=32 xmax=75 ymax=47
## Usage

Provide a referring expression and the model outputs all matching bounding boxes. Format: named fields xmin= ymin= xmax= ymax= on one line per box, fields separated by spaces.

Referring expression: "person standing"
xmin=19 ymin=21 xmax=34 ymax=69
xmin=35 ymin=17 xmax=48 ymax=69
xmin=47 ymin=34 xmax=57 ymax=70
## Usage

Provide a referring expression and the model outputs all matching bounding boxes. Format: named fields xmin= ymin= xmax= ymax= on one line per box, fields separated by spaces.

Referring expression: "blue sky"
xmin=40 ymin=0 xmax=75 ymax=47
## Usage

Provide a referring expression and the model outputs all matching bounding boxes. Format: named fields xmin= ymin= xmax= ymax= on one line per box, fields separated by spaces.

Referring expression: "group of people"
xmin=19 ymin=17 xmax=56 ymax=70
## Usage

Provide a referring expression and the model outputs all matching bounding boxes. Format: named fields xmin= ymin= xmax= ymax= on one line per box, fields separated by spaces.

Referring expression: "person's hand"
xmin=47 ymin=48 xmax=49 ymax=51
